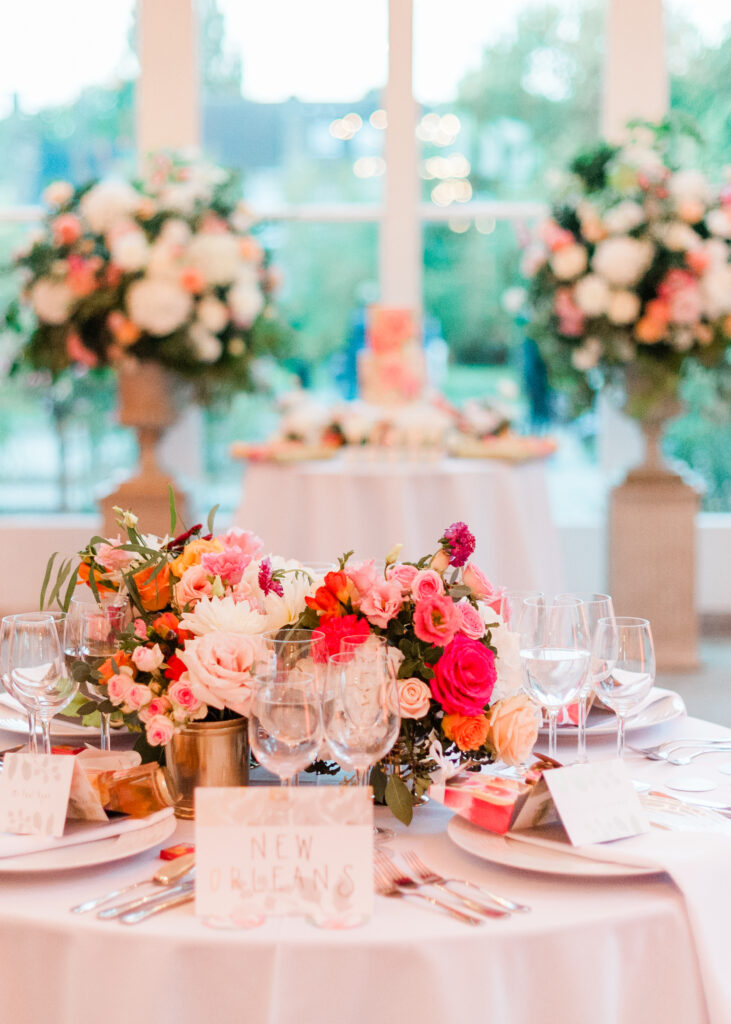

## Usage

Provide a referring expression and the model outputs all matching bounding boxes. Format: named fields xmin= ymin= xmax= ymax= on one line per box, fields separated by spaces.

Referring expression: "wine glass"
xmin=499 ymin=591 xmax=545 ymax=631
xmin=248 ymin=670 xmax=321 ymax=785
xmin=260 ymin=628 xmax=328 ymax=678
xmin=325 ymin=648 xmax=400 ymax=841
xmin=64 ymin=595 xmax=128 ymax=750
xmin=1 ymin=614 xmax=40 ymax=751
xmin=555 ymin=592 xmax=615 ymax=763
xmin=519 ymin=597 xmax=590 ymax=761
xmin=592 ymin=616 xmax=656 ymax=758
xmin=340 ymin=633 xmax=386 ymax=657
xmin=5 ymin=613 xmax=77 ymax=754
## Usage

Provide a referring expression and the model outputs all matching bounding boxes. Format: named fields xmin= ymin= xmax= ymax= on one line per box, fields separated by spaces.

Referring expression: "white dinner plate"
xmin=447 ymin=814 xmax=661 ymax=878
xmin=540 ymin=688 xmax=686 ymax=738
xmin=0 ymin=697 xmax=98 ymax=740
xmin=0 ymin=814 xmax=176 ymax=874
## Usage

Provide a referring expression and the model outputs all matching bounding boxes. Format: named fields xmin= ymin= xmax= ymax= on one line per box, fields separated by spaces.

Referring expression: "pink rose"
xmin=200 ymin=547 xmax=251 ymax=585
xmin=411 ymin=569 xmax=444 ymax=601
xmin=431 ymin=634 xmax=496 ymax=715
xmin=175 ymin=563 xmax=213 ymax=609
xmin=125 ymin=683 xmax=154 ymax=711
xmin=107 ymin=671 xmax=134 ymax=706
xmin=218 ymin=528 xmax=263 ymax=558
xmin=359 ymin=578 xmax=404 ymax=628
xmin=168 ymin=680 xmax=204 ymax=713
xmin=346 ymin=559 xmax=380 ymax=600
xmin=462 ymin=562 xmax=504 ymax=612
xmin=131 ymin=643 xmax=165 ymax=673
xmin=138 ymin=695 xmax=172 ymax=724
xmin=145 ymin=714 xmax=176 ymax=746
xmin=95 ymin=537 xmax=136 ymax=573
xmin=457 ymin=601 xmax=485 ymax=640
xmin=397 ymin=677 xmax=432 ymax=719
xmin=133 ymin=618 xmax=148 ymax=640
xmin=178 ymin=631 xmax=266 ymax=716
xmin=413 ymin=594 xmax=460 ymax=647
xmin=487 ymin=694 xmax=541 ymax=766
xmin=386 ymin=563 xmax=419 ymax=591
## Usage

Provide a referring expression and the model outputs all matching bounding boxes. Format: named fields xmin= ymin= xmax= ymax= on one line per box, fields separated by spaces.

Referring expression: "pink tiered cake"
xmin=357 ymin=306 xmax=426 ymax=406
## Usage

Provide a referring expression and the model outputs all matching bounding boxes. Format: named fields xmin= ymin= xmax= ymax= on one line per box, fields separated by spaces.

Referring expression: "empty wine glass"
xmin=555 ymin=592 xmax=615 ymax=763
xmin=248 ymin=670 xmax=321 ymax=785
xmin=519 ymin=597 xmax=590 ymax=761
xmin=500 ymin=591 xmax=545 ymax=631
xmin=1 ymin=614 xmax=40 ymax=751
xmin=5 ymin=613 xmax=77 ymax=753
xmin=64 ymin=595 xmax=128 ymax=750
xmin=592 ymin=616 xmax=656 ymax=758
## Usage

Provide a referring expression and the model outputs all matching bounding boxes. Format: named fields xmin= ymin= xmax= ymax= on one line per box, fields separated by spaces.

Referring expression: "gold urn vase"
xmin=163 ymin=718 xmax=250 ymax=819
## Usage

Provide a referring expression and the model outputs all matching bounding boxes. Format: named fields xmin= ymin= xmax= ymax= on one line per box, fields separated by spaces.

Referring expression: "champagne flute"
xmin=555 ymin=592 xmax=615 ymax=763
xmin=519 ymin=597 xmax=590 ymax=761
xmin=248 ymin=671 xmax=321 ymax=786
xmin=6 ymin=613 xmax=77 ymax=754
xmin=592 ymin=617 xmax=656 ymax=758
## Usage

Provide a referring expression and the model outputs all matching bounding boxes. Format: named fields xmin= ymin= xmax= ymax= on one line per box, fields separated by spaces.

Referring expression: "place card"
xmin=541 ymin=760 xmax=650 ymax=846
xmin=0 ymin=754 xmax=75 ymax=838
xmin=195 ymin=787 xmax=374 ymax=924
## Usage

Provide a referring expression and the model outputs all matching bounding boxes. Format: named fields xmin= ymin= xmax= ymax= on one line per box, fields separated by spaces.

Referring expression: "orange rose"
xmin=98 ymin=650 xmax=135 ymax=684
xmin=487 ymin=694 xmax=541 ymax=766
xmin=634 ymin=316 xmax=666 ymax=344
xmin=169 ymin=539 xmax=223 ymax=578
xmin=132 ymin=563 xmax=173 ymax=612
xmin=151 ymin=612 xmax=181 ymax=638
xmin=77 ymin=561 xmax=117 ymax=594
xmin=442 ymin=713 xmax=491 ymax=752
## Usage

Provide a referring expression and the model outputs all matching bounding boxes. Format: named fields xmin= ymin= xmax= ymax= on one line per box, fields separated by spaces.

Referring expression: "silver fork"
xmin=402 ymin=850 xmax=531 ymax=913
xmin=373 ymin=857 xmax=485 ymax=925
xmin=627 ymin=738 xmax=731 ymax=761
xmin=665 ymin=745 xmax=731 ymax=766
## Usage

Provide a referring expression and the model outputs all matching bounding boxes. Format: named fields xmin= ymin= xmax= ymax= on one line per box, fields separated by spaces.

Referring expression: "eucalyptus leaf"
xmin=385 ymin=773 xmax=413 ymax=826
xmin=168 ymin=485 xmax=177 ymax=535
xmin=40 ymin=552 xmax=58 ymax=610
xmin=207 ymin=503 xmax=220 ymax=535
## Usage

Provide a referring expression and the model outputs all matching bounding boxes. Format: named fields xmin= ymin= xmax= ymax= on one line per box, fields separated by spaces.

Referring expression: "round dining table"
xmin=1 ymin=710 xmax=730 ymax=1024
xmin=232 ymin=453 xmax=563 ymax=592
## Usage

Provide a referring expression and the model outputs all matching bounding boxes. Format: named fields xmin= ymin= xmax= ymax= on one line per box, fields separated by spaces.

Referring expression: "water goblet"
xmin=519 ymin=597 xmax=590 ymax=761
xmin=592 ymin=616 xmax=655 ymax=758
xmin=248 ymin=670 xmax=321 ymax=786
xmin=499 ymin=591 xmax=545 ymax=632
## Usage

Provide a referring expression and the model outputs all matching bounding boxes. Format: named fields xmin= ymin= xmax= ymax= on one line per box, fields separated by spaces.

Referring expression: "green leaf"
xmin=207 ymin=503 xmax=220 ymax=535
xmin=370 ymin=764 xmax=387 ymax=804
xmin=168 ymin=485 xmax=177 ymax=535
xmin=40 ymin=552 xmax=58 ymax=610
xmin=46 ymin=558 xmax=72 ymax=610
xmin=76 ymin=700 xmax=102 ymax=716
xmin=385 ymin=774 xmax=413 ymax=826
xmin=61 ymin=563 xmax=80 ymax=611
xmin=337 ymin=550 xmax=354 ymax=570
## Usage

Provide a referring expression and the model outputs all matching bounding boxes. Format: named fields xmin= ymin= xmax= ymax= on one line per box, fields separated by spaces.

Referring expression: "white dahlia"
xmin=126 ymin=277 xmax=193 ymax=336
xmin=180 ymin=595 xmax=266 ymax=637
xmin=80 ymin=181 xmax=139 ymax=235
xmin=185 ymin=232 xmax=240 ymax=286
xmin=110 ymin=230 xmax=149 ymax=272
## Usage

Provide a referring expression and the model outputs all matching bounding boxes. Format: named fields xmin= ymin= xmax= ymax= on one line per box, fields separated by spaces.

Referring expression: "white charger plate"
xmin=540 ymin=688 xmax=686 ymax=738
xmin=447 ymin=814 xmax=660 ymax=878
xmin=0 ymin=813 xmax=176 ymax=874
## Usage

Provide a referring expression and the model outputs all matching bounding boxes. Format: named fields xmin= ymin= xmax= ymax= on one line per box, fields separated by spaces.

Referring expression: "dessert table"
xmin=2 ymin=711 xmax=730 ymax=1024
xmin=233 ymin=453 xmax=563 ymax=591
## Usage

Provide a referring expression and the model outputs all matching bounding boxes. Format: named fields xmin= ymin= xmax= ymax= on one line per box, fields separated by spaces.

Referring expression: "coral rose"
xmin=175 ymin=563 xmax=214 ymax=610
xmin=359 ymin=578 xmax=404 ymax=628
xmin=397 ymin=677 xmax=431 ymax=719
xmin=169 ymin=538 xmax=223 ymax=578
xmin=411 ymin=569 xmax=444 ymax=601
xmin=413 ymin=595 xmax=460 ymax=647
xmin=178 ymin=631 xmax=265 ymax=716
xmin=132 ymin=562 xmax=173 ymax=612
xmin=487 ymin=694 xmax=541 ymax=766
xmin=442 ymin=713 xmax=491 ymax=752
xmin=431 ymin=634 xmax=496 ymax=715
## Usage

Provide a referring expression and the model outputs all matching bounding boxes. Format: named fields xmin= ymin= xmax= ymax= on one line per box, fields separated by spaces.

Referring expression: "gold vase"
xmin=163 ymin=718 xmax=249 ymax=819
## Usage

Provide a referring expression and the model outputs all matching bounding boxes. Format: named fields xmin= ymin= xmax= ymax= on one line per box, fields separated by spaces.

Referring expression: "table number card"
xmin=542 ymin=760 xmax=650 ymax=846
xmin=195 ymin=787 xmax=374 ymax=924
xmin=0 ymin=754 xmax=75 ymax=838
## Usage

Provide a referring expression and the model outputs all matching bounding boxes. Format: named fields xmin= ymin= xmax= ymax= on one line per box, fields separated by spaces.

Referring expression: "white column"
xmin=381 ymin=0 xmax=421 ymax=310
xmin=137 ymin=0 xmax=200 ymax=158
xmin=602 ymin=0 xmax=668 ymax=141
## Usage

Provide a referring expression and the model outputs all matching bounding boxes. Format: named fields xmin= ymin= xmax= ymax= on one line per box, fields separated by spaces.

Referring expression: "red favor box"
xmin=429 ymin=773 xmax=537 ymax=835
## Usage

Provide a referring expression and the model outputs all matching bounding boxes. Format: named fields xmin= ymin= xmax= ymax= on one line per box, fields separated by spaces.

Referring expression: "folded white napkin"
xmin=508 ymin=821 xmax=731 ymax=1024
xmin=0 ymin=807 xmax=174 ymax=860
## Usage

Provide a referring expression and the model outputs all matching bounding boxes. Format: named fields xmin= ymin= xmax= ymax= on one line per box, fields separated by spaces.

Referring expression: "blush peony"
xmin=430 ymin=634 xmax=496 ymax=716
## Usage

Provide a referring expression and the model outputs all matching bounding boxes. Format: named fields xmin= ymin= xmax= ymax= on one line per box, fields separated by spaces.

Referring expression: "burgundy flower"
xmin=440 ymin=522 xmax=476 ymax=567
xmin=258 ymin=557 xmax=284 ymax=597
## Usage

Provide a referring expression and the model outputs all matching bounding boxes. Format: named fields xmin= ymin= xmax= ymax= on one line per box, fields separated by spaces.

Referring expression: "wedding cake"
xmin=357 ymin=305 xmax=426 ymax=406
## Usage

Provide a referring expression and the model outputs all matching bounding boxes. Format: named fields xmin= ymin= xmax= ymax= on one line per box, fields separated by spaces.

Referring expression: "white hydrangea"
xmin=189 ymin=322 xmax=223 ymax=363
xmin=607 ymin=290 xmax=641 ymax=325
xmin=669 ymin=170 xmax=711 ymax=206
xmin=31 ymin=278 xmax=74 ymax=324
xmin=550 ymin=243 xmax=587 ymax=280
xmin=186 ymin=232 xmax=240 ymax=286
xmin=571 ymin=336 xmax=602 ymax=371
xmin=603 ymin=201 xmax=645 ymax=235
xmin=706 ymin=208 xmax=731 ymax=239
xmin=654 ymin=221 xmax=701 ymax=253
xmin=146 ymin=240 xmax=180 ymax=279
xmin=126 ymin=277 xmax=193 ymax=336
xmin=110 ymin=230 xmax=149 ymax=272
xmin=700 ymin=265 xmax=731 ymax=318
xmin=573 ymin=274 xmax=610 ymax=316
xmin=159 ymin=218 xmax=192 ymax=247
xmin=229 ymin=276 xmax=264 ymax=328
xmin=80 ymin=180 xmax=139 ymax=234
xmin=196 ymin=294 xmax=229 ymax=334
xmin=592 ymin=237 xmax=653 ymax=287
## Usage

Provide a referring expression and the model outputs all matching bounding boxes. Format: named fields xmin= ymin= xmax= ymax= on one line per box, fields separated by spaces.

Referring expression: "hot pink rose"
xmin=457 ymin=601 xmax=485 ymax=640
xmin=411 ymin=569 xmax=444 ymax=601
xmin=178 ymin=631 xmax=265 ymax=716
xmin=200 ymin=547 xmax=251 ymax=585
xmin=175 ymin=563 xmax=214 ymax=609
xmin=131 ymin=643 xmax=165 ymax=673
xmin=431 ymin=634 xmax=496 ymax=715
xmin=217 ymin=528 xmax=263 ymax=558
xmin=397 ymin=677 xmax=432 ymax=719
xmin=359 ymin=578 xmax=404 ymax=628
xmin=95 ymin=537 xmax=136 ymax=572
xmin=386 ymin=563 xmax=419 ymax=591
xmin=462 ymin=562 xmax=504 ymax=612
xmin=346 ymin=559 xmax=380 ymax=600
xmin=107 ymin=671 xmax=134 ymax=706
xmin=413 ymin=595 xmax=460 ymax=647
xmin=145 ymin=714 xmax=176 ymax=747
xmin=168 ymin=680 xmax=204 ymax=713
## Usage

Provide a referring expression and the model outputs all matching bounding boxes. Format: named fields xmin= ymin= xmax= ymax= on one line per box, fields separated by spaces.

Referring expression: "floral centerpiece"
xmin=6 ymin=152 xmax=290 ymax=401
xmin=297 ymin=522 xmax=540 ymax=823
xmin=522 ymin=122 xmax=730 ymax=420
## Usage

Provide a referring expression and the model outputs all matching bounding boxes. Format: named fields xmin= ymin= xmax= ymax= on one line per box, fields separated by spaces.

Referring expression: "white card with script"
xmin=195 ymin=787 xmax=374 ymax=924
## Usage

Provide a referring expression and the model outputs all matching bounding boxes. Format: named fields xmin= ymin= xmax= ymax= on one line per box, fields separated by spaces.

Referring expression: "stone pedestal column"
xmin=609 ymin=420 xmax=699 ymax=670
xmin=101 ymin=361 xmax=188 ymax=538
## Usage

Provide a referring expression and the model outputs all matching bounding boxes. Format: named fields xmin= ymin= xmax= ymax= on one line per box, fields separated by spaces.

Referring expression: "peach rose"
xmin=487 ymin=694 xmax=541 ymax=766
xmin=429 ymin=549 xmax=450 ymax=573
xmin=397 ymin=677 xmax=431 ymax=719
xmin=131 ymin=643 xmax=165 ymax=673
xmin=169 ymin=538 xmax=223 ymax=578
xmin=175 ymin=563 xmax=214 ymax=609
xmin=462 ymin=562 xmax=504 ymax=612
xmin=178 ymin=631 xmax=265 ymax=716
xmin=457 ymin=601 xmax=485 ymax=640
xmin=442 ymin=713 xmax=491 ymax=752
xmin=95 ymin=537 xmax=136 ymax=573
xmin=145 ymin=714 xmax=176 ymax=746
xmin=411 ymin=569 xmax=444 ymax=601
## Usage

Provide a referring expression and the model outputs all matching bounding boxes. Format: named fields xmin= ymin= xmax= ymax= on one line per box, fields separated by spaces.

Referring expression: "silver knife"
xmin=97 ymin=877 xmax=195 ymax=919
xmin=119 ymin=886 xmax=195 ymax=925
xmin=71 ymin=853 xmax=195 ymax=915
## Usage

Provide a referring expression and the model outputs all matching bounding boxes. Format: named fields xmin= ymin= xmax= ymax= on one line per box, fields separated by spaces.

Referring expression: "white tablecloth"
xmin=2 ymin=713 xmax=731 ymax=1024
xmin=234 ymin=455 xmax=563 ymax=591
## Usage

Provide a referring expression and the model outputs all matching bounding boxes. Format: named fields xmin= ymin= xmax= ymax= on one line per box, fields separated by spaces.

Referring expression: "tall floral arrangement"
xmin=5 ymin=152 xmax=290 ymax=401
xmin=523 ymin=122 xmax=731 ymax=419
